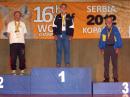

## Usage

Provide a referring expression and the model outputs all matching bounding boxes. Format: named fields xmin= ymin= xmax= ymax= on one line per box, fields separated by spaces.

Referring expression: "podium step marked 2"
xmin=0 ymin=75 xmax=30 ymax=94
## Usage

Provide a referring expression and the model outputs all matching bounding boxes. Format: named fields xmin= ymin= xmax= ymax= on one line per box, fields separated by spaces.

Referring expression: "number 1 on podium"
xmin=58 ymin=71 xmax=65 ymax=83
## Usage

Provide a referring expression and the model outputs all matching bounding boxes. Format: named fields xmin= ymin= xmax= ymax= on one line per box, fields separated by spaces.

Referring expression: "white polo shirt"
xmin=7 ymin=21 xmax=27 ymax=44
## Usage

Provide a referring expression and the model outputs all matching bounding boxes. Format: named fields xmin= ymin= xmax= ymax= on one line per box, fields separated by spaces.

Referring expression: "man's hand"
xmin=115 ymin=48 xmax=119 ymax=54
xmin=100 ymin=49 xmax=104 ymax=55
xmin=69 ymin=36 xmax=72 ymax=40
xmin=54 ymin=35 xmax=58 ymax=40
xmin=3 ymin=32 xmax=9 ymax=38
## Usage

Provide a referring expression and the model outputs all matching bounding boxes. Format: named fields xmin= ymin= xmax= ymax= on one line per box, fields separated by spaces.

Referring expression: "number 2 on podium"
xmin=58 ymin=71 xmax=65 ymax=83
xmin=0 ymin=77 xmax=4 ymax=88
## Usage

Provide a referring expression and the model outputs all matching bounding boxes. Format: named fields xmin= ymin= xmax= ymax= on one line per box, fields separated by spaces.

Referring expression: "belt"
xmin=106 ymin=44 xmax=114 ymax=46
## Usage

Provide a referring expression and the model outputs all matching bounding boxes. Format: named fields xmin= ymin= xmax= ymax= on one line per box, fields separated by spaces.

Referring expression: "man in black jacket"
xmin=53 ymin=3 xmax=74 ymax=67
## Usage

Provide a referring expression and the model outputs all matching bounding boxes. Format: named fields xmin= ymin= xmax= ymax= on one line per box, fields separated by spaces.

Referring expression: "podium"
xmin=93 ymin=82 xmax=130 ymax=97
xmin=0 ymin=67 xmax=92 ymax=97
xmin=0 ymin=75 xmax=30 ymax=94
xmin=31 ymin=68 xmax=92 ymax=94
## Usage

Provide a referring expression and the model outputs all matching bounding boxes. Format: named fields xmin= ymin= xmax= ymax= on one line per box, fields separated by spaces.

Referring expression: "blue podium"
xmin=93 ymin=82 xmax=130 ymax=97
xmin=0 ymin=75 xmax=30 ymax=94
xmin=0 ymin=67 xmax=92 ymax=97
xmin=31 ymin=68 xmax=92 ymax=94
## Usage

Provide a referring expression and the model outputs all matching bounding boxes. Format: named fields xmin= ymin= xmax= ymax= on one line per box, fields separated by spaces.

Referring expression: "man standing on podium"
xmin=99 ymin=16 xmax=122 ymax=82
xmin=6 ymin=11 xmax=27 ymax=75
xmin=53 ymin=3 xmax=74 ymax=67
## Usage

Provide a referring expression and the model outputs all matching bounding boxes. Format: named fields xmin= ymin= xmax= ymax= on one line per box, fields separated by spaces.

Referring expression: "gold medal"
xmin=15 ymin=21 xmax=20 ymax=33
xmin=62 ymin=15 xmax=66 ymax=27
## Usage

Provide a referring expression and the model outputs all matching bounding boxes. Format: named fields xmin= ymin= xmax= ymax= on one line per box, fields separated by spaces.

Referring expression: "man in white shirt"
xmin=6 ymin=11 xmax=27 ymax=75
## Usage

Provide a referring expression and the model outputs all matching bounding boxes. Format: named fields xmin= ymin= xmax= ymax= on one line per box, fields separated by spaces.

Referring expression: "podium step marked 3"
xmin=93 ymin=82 xmax=130 ymax=94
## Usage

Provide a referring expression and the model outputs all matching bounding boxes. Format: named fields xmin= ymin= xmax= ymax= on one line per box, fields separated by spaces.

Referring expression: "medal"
xmin=15 ymin=21 xmax=20 ymax=33
xmin=107 ymin=27 xmax=112 ymax=38
xmin=62 ymin=15 xmax=66 ymax=27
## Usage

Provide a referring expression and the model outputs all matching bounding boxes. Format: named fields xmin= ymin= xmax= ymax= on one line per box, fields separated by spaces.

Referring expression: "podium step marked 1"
xmin=31 ymin=68 xmax=92 ymax=94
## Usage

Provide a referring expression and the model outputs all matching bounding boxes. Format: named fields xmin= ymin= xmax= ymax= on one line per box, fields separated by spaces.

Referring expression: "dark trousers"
xmin=10 ymin=43 xmax=26 ymax=70
xmin=104 ymin=46 xmax=118 ymax=79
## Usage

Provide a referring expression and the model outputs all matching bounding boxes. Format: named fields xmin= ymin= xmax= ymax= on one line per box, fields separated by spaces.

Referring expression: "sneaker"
xmin=20 ymin=70 xmax=25 ymax=75
xmin=12 ymin=70 xmax=16 ymax=75
xmin=56 ymin=64 xmax=61 ymax=67
xmin=103 ymin=78 xmax=109 ymax=82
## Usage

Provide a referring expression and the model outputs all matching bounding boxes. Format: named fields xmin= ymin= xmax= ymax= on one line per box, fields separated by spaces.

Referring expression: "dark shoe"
xmin=65 ymin=64 xmax=70 ymax=67
xmin=114 ymin=78 xmax=118 ymax=82
xmin=56 ymin=64 xmax=61 ymax=67
xmin=103 ymin=78 xmax=109 ymax=82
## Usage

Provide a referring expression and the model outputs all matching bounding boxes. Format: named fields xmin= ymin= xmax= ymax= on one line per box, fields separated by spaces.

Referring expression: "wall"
xmin=0 ymin=39 xmax=129 ymax=82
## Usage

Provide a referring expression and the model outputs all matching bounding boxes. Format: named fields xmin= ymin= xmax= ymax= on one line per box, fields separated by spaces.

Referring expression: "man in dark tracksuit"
xmin=53 ymin=3 xmax=74 ymax=67
xmin=99 ymin=16 xmax=122 ymax=82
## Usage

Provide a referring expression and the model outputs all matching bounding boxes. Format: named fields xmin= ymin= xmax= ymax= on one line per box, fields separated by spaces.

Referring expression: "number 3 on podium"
xmin=122 ymin=82 xmax=129 ymax=94
xmin=0 ymin=77 xmax=4 ymax=88
xmin=58 ymin=71 xmax=65 ymax=83
xmin=122 ymin=82 xmax=129 ymax=97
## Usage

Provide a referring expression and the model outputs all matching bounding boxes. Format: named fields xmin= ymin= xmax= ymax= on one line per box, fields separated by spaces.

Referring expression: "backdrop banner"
xmin=0 ymin=2 xmax=130 ymax=39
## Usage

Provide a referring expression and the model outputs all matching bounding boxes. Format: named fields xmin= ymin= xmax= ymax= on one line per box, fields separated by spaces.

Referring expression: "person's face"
xmin=60 ymin=5 xmax=67 ymax=14
xmin=14 ymin=12 xmax=21 ymax=21
xmin=106 ymin=18 xmax=113 ymax=28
